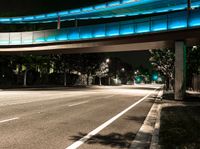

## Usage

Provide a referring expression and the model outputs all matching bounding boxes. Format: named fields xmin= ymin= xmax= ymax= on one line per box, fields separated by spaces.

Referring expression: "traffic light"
xmin=152 ymin=73 xmax=158 ymax=81
xmin=135 ymin=76 xmax=142 ymax=83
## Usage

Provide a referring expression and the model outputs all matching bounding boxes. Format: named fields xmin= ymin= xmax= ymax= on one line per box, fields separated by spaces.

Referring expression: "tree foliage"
xmin=95 ymin=62 xmax=109 ymax=85
xmin=0 ymin=53 xmax=105 ymax=86
xmin=149 ymin=48 xmax=175 ymax=90
xmin=0 ymin=52 xmax=144 ymax=87
xmin=187 ymin=46 xmax=200 ymax=87
xmin=187 ymin=46 xmax=200 ymax=75
xmin=96 ymin=62 xmax=109 ymax=78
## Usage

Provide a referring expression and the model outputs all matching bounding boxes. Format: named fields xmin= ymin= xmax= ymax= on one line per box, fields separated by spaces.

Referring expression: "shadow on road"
xmin=125 ymin=116 xmax=146 ymax=124
xmin=70 ymin=132 xmax=136 ymax=148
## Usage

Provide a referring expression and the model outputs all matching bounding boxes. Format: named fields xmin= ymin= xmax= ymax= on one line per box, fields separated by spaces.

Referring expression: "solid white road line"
xmin=65 ymin=88 xmax=159 ymax=149
xmin=0 ymin=117 xmax=19 ymax=124
xmin=68 ymin=101 xmax=89 ymax=107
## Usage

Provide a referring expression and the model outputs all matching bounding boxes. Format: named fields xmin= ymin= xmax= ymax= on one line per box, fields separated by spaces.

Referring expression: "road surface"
xmin=0 ymin=85 xmax=161 ymax=149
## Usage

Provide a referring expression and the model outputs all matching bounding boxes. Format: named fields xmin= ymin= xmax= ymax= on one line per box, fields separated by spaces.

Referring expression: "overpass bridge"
xmin=0 ymin=9 xmax=199 ymax=49
xmin=0 ymin=1 xmax=200 ymax=99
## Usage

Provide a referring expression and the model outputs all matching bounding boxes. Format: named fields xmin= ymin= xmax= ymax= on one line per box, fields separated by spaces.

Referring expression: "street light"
xmin=134 ymin=70 xmax=139 ymax=75
xmin=106 ymin=58 xmax=110 ymax=63
xmin=105 ymin=58 xmax=111 ymax=85
xmin=193 ymin=46 xmax=197 ymax=49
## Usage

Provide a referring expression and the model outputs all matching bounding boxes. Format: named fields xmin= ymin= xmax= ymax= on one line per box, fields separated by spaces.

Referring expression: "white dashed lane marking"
xmin=0 ymin=117 xmax=19 ymax=124
xmin=68 ymin=101 xmax=89 ymax=107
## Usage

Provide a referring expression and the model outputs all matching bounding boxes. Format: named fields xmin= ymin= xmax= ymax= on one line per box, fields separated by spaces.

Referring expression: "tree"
xmin=0 ymin=55 xmax=16 ymax=86
xmin=187 ymin=46 xmax=200 ymax=88
xmin=12 ymin=55 xmax=52 ymax=86
xmin=96 ymin=62 xmax=109 ymax=85
xmin=19 ymin=55 xmax=34 ymax=86
xmin=51 ymin=54 xmax=68 ymax=86
xmin=118 ymin=62 xmax=134 ymax=84
xmin=108 ymin=57 xmax=123 ymax=79
xmin=79 ymin=53 xmax=103 ymax=86
xmin=51 ymin=54 xmax=81 ymax=86
xmin=149 ymin=48 xmax=175 ymax=90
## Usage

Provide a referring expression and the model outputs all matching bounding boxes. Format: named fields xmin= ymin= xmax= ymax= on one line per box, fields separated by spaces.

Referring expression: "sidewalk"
xmin=130 ymin=90 xmax=200 ymax=149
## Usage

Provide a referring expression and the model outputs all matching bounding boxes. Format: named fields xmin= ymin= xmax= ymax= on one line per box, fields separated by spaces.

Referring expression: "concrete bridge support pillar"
xmin=175 ymin=41 xmax=186 ymax=100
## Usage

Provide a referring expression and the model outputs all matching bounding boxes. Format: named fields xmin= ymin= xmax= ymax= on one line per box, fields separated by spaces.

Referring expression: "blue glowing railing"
xmin=0 ymin=9 xmax=200 ymax=45
xmin=0 ymin=0 xmax=200 ymax=24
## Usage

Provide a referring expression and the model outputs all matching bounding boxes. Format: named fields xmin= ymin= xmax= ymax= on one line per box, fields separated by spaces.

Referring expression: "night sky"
xmin=106 ymin=51 xmax=151 ymax=69
xmin=0 ymin=0 xmax=151 ymax=69
xmin=0 ymin=0 xmax=110 ymax=17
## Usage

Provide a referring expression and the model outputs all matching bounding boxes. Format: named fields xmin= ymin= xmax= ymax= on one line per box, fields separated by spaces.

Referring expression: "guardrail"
xmin=0 ymin=9 xmax=200 ymax=45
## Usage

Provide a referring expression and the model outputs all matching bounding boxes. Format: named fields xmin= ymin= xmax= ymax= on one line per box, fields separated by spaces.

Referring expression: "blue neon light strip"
xmin=0 ymin=9 xmax=200 ymax=45
xmin=0 ymin=0 xmax=200 ymax=24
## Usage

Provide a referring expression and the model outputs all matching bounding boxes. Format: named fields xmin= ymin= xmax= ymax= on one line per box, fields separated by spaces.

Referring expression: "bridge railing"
xmin=0 ymin=9 xmax=200 ymax=45
xmin=1 ymin=0 xmax=200 ymax=24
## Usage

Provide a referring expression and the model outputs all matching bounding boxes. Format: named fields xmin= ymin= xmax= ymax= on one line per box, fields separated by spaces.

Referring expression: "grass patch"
xmin=159 ymin=106 xmax=200 ymax=149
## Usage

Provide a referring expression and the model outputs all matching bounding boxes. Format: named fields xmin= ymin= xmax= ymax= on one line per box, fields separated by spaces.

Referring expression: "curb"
xmin=149 ymin=104 xmax=161 ymax=149
xmin=130 ymin=89 xmax=163 ymax=149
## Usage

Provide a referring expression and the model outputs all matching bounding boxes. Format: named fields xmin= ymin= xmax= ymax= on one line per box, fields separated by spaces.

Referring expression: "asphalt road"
xmin=0 ymin=85 xmax=161 ymax=149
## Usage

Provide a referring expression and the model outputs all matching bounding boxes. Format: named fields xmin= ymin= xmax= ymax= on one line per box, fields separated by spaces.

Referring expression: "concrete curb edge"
xmin=129 ymin=89 xmax=163 ymax=149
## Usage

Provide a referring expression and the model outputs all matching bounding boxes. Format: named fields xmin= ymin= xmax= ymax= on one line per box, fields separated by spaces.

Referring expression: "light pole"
xmin=120 ymin=68 xmax=126 ymax=84
xmin=134 ymin=70 xmax=139 ymax=85
xmin=106 ymin=58 xmax=111 ymax=85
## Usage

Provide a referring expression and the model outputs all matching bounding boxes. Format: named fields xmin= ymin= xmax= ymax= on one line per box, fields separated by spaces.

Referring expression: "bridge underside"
xmin=0 ymin=28 xmax=199 ymax=55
